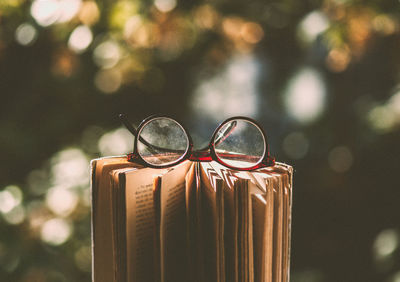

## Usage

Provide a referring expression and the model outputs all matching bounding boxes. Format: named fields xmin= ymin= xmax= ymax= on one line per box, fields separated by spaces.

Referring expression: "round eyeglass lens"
xmin=137 ymin=117 xmax=189 ymax=166
xmin=213 ymin=119 xmax=266 ymax=168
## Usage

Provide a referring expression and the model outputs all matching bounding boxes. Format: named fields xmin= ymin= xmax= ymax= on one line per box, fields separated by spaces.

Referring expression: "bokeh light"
xmin=93 ymin=40 xmax=121 ymax=69
xmin=31 ymin=0 xmax=81 ymax=27
xmin=41 ymin=218 xmax=73 ymax=246
xmin=94 ymin=69 xmax=122 ymax=94
xmin=282 ymin=132 xmax=309 ymax=160
xmin=191 ymin=54 xmax=260 ymax=120
xmin=46 ymin=186 xmax=79 ymax=217
xmin=68 ymin=25 xmax=93 ymax=53
xmin=78 ymin=0 xmax=100 ymax=26
xmin=51 ymin=148 xmax=89 ymax=188
xmin=0 ymin=185 xmax=23 ymax=214
xmin=15 ymin=23 xmax=38 ymax=46
xmin=373 ymin=229 xmax=399 ymax=260
xmin=284 ymin=67 xmax=327 ymax=124
xmin=298 ymin=11 xmax=329 ymax=45
xmin=368 ymin=88 xmax=400 ymax=133
xmin=98 ymin=128 xmax=134 ymax=156
xmin=328 ymin=146 xmax=354 ymax=173
xmin=154 ymin=0 xmax=177 ymax=13
xmin=389 ymin=271 xmax=400 ymax=282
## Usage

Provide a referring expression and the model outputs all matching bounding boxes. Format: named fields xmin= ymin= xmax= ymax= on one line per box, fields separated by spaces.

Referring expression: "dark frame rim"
xmin=133 ymin=114 xmax=193 ymax=169
xmin=209 ymin=116 xmax=269 ymax=171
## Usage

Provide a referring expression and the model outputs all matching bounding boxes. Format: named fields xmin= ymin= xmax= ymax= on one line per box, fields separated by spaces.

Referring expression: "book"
xmin=90 ymin=157 xmax=293 ymax=282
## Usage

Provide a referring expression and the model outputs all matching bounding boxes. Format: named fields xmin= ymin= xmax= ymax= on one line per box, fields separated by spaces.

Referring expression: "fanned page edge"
xmin=91 ymin=156 xmax=138 ymax=282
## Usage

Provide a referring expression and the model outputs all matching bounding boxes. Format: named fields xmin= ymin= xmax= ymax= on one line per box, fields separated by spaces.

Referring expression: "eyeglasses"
xmin=119 ymin=114 xmax=275 ymax=171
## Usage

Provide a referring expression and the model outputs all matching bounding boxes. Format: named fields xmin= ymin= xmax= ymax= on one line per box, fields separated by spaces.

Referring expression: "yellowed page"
xmin=222 ymin=177 xmax=238 ymax=282
xmin=153 ymin=176 xmax=162 ymax=282
xmin=124 ymin=167 xmax=168 ymax=282
xmin=280 ymin=165 xmax=293 ymax=282
xmin=195 ymin=162 xmax=205 ymax=282
xmin=110 ymin=169 xmax=130 ymax=282
xmin=185 ymin=163 xmax=200 ymax=282
xmin=159 ymin=161 xmax=192 ymax=282
xmin=238 ymin=178 xmax=250 ymax=282
xmin=91 ymin=157 xmax=138 ymax=282
xmin=251 ymin=193 xmax=266 ymax=282
xmin=210 ymin=162 xmax=255 ymax=282
xmin=268 ymin=175 xmax=283 ymax=282
xmin=256 ymin=163 xmax=292 ymax=282
xmin=264 ymin=176 xmax=275 ymax=282
xmin=199 ymin=162 xmax=225 ymax=282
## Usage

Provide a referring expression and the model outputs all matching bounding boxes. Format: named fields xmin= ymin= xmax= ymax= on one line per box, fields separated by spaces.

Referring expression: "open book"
xmin=91 ymin=157 xmax=293 ymax=282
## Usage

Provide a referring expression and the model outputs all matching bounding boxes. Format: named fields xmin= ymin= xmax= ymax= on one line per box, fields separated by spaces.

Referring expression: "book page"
xmin=199 ymin=162 xmax=225 ymax=282
xmin=153 ymin=176 xmax=162 ymax=282
xmin=254 ymin=174 xmax=275 ymax=282
xmin=159 ymin=161 xmax=192 ymax=282
xmin=110 ymin=168 xmax=130 ymax=282
xmin=210 ymin=162 xmax=261 ymax=282
xmin=251 ymin=194 xmax=266 ymax=282
xmin=218 ymin=170 xmax=238 ymax=282
xmin=195 ymin=162 xmax=205 ymax=282
xmin=124 ymin=167 xmax=168 ymax=282
xmin=91 ymin=157 xmax=139 ymax=282
xmin=270 ymin=177 xmax=283 ymax=281
xmin=280 ymin=167 xmax=293 ymax=282
xmin=185 ymin=163 xmax=201 ymax=282
xmin=256 ymin=163 xmax=293 ymax=282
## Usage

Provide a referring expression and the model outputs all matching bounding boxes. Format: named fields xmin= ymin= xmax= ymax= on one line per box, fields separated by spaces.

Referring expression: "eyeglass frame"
xmin=119 ymin=114 xmax=275 ymax=171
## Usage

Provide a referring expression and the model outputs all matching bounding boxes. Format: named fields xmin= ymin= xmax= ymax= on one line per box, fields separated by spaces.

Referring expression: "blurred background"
xmin=1 ymin=0 xmax=400 ymax=281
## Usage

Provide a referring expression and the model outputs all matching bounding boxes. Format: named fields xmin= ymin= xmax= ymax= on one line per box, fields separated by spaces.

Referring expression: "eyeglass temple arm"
xmin=119 ymin=114 xmax=184 ymax=154
xmin=119 ymin=114 xmax=138 ymax=136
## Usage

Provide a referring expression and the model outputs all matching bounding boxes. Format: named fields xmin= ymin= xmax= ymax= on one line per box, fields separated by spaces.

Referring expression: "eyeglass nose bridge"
xmin=188 ymin=149 xmax=213 ymax=162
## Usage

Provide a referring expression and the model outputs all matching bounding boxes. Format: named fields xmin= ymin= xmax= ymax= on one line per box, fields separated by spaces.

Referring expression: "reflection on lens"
xmin=137 ymin=117 xmax=188 ymax=166
xmin=214 ymin=119 xmax=265 ymax=168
